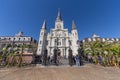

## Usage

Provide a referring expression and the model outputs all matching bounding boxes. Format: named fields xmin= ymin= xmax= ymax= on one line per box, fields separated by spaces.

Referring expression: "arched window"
xmin=63 ymin=39 xmax=66 ymax=45
xmin=59 ymin=41 xmax=61 ymax=45
xmin=19 ymin=38 xmax=21 ymax=41
xmin=69 ymin=40 xmax=72 ymax=45
xmin=52 ymin=33 xmax=54 ymax=36
xmin=54 ymin=39 xmax=56 ymax=45
xmin=41 ymin=32 xmax=43 ymax=35
xmin=46 ymin=40 xmax=49 ymax=45
xmin=58 ymin=39 xmax=61 ymax=45
xmin=64 ymin=33 xmax=66 ymax=36
xmin=59 ymin=34 xmax=61 ymax=37
xmin=59 ymin=26 xmax=61 ymax=28
xmin=76 ymin=40 xmax=79 ymax=44
xmin=40 ymin=41 xmax=42 ymax=44
xmin=57 ymin=26 xmax=59 ymax=28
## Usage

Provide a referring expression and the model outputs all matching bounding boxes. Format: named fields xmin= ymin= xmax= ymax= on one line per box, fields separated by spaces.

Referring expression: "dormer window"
xmin=24 ymin=38 xmax=25 ymax=41
xmin=9 ymin=38 xmax=11 ymax=40
xmin=93 ymin=38 xmax=96 ymax=41
xmin=88 ymin=38 xmax=91 ymax=42
xmin=102 ymin=38 xmax=105 ymax=42
xmin=14 ymin=38 xmax=15 ymax=40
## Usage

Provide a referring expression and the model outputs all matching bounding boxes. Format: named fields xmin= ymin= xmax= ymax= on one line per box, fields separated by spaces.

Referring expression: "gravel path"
xmin=0 ymin=64 xmax=120 ymax=80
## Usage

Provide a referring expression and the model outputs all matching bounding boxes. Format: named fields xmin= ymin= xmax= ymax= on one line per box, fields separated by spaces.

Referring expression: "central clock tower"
xmin=55 ymin=9 xmax=64 ymax=29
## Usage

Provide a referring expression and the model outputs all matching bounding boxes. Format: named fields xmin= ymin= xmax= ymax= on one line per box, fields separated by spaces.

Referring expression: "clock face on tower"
xmin=56 ymin=31 xmax=61 ymax=37
xmin=57 ymin=24 xmax=61 ymax=29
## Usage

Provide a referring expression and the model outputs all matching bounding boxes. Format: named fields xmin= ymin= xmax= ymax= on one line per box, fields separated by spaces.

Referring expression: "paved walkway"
xmin=0 ymin=64 xmax=120 ymax=80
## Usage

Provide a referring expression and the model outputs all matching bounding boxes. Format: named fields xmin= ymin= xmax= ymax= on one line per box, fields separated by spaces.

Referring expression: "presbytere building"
xmin=82 ymin=34 xmax=120 ymax=43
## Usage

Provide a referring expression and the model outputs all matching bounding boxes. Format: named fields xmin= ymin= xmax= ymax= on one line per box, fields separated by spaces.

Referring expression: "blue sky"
xmin=0 ymin=0 xmax=120 ymax=41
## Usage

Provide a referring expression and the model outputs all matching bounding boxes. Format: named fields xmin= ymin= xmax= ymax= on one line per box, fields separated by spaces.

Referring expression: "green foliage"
xmin=81 ymin=40 xmax=120 ymax=67
xmin=0 ymin=43 xmax=34 ymax=68
xmin=82 ymin=40 xmax=120 ymax=56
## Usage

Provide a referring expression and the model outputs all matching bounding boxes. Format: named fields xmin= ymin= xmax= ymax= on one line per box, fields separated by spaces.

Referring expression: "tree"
xmin=17 ymin=43 xmax=27 ymax=67
xmin=1 ymin=44 xmax=11 ymax=66
xmin=6 ymin=46 xmax=19 ymax=67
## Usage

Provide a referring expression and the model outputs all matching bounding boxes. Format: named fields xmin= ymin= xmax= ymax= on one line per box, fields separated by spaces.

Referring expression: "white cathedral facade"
xmin=37 ymin=10 xmax=79 ymax=57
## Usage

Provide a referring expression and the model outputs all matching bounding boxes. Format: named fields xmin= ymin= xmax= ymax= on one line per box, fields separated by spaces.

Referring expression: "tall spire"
xmin=72 ymin=20 xmax=77 ymax=30
xmin=42 ymin=19 xmax=46 ymax=29
xmin=56 ymin=9 xmax=62 ymax=21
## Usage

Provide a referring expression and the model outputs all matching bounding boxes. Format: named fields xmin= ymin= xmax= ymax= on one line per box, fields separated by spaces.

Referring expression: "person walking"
xmin=75 ymin=55 xmax=80 ymax=66
xmin=50 ymin=55 xmax=53 ymax=65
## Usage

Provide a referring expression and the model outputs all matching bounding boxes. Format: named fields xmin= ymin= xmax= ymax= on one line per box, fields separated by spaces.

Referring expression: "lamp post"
xmin=68 ymin=47 xmax=73 ymax=66
xmin=42 ymin=48 xmax=47 ymax=66
xmin=77 ymin=40 xmax=83 ymax=66
xmin=64 ymin=38 xmax=66 ymax=59
xmin=53 ymin=38 xmax=58 ymax=65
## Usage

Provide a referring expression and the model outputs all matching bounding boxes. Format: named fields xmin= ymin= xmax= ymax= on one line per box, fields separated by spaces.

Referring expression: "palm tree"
xmin=1 ymin=44 xmax=10 ymax=65
xmin=82 ymin=40 xmax=120 ymax=67
xmin=110 ymin=41 xmax=120 ymax=66
xmin=84 ymin=41 xmax=101 ymax=55
xmin=83 ymin=41 xmax=102 ymax=64
xmin=0 ymin=48 xmax=3 ymax=65
xmin=6 ymin=46 xmax=19 ymax=67
xmin=0 ymin=43 xmax=35 ymax=67
xmin=17 ymin=43 xmax=27 ymax=67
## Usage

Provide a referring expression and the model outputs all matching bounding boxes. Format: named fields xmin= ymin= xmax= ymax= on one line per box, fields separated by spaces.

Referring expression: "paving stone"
xmin=0 ymin=64 xmax=120 ymax=80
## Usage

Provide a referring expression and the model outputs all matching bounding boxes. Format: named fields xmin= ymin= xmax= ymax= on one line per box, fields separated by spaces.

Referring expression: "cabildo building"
xmin=0 ymin=32 xmax=38 ymax=63
xmin=37 ymin=10 xmax=79 ymax=57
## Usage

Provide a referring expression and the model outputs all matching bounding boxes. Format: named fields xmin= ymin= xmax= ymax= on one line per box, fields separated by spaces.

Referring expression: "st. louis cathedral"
xmin=37 ymin=10 xmax=79 ymax=57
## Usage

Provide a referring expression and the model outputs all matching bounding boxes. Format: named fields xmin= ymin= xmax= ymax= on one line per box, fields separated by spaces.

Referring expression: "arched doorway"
xmin=57 ymin=49 xmax=61 ymax=56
